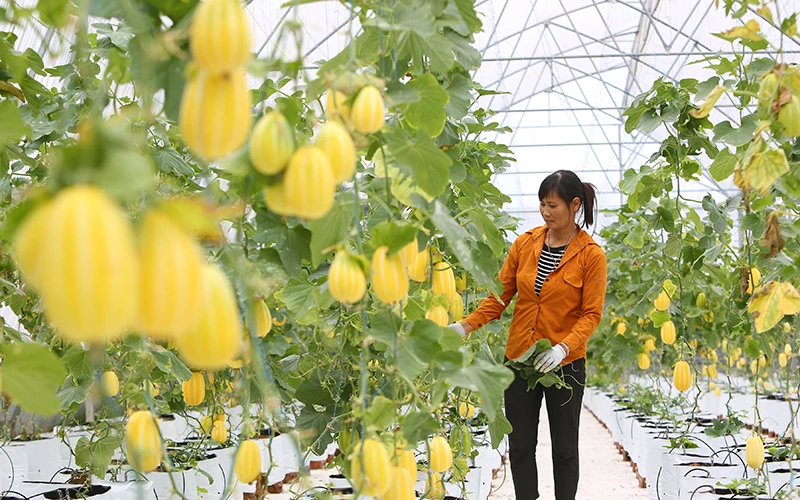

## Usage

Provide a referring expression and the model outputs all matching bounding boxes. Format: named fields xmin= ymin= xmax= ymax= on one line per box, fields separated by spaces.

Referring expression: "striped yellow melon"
xmin=371 ymin=246 xmax=409 ymax=304
xmin=425 ymin=472 xmax=445 ymax=499
xmin=654 ymin=290 xmax=670 ymax=311
xmin=637 ymin=353 xmax=650 ymax=370
xmin=425 ymin=304 xmax=448 ymax=326
xmin=125 ymin=411 xmax=162 ymax=473
xmin=100 ymin=371 xmax=119 ymax=397
xmin=40 ymin=186 xmax=139 ymax=343
xmin=136 ymin=210 xmax=205 ymax=340
xmin=779 ymin=352 xmax=788 ymax=368
xmin=383 ymin=467 xmax=414 ymax=500
xmin=250 ymin=111 xmax=294 ymax=175
xmin=190 ymin=0 xmax=252 ymax=75
xmin=235 ymin=440 xmax=262 ymax=483
xmin=328 ymin=251 xmax=367 ymax=305
xmin=13 ymin=200 xmax=53 ymax=290
xmin=182 ymin=372 xmax=205 ymax=406
xmin=262 ymin=182 xmax=291 ymax=216
xmin=673 ymin=360 xmax=692 ymax=392
xmin=616 ymin=322 xmax=626 ymax=335
xmin=455 ymin=272 xmax=467 ymax=291
xmin=351 ymin=85 xmax=384 ymax=134
xmin=395 ymin=449 xmax=416 ymax=481
xmin=211 ymin=420 xmax=228 ymax=444
xmin=431 ymin=261 xmax=456 ymax=297
xmin=448 ymin=293 xmax=464 ymax=322
xmin=458 ymin=402 xmax=475 ymax=419
xmin=407 ymin=247 xmax=430 ymax=282
xmin=644 ymin=338 xmax=656 ymax=352
xmin=253 ymin=300 xmax=272 ymax=338
xmin=399 ymin=238 xmax=419 ymax=268
xmin=660 ymin=320 xmax=676 ymax=345
xmin=746 ymin=434 xmax=764 ymax=469
xmin=179 ymin=68 xmax=252 ymax=160
xmin=707 ymin=364 xmax=718 ymax=379
xmin=429 ymin=436 xmax=452 ymax=473
xmin=779 ymin=94 xmax=800 ymax=137
xmin=315 ymin=121 xmax=356 ymax=184
xmin=283 ymin=146 xmax=335 ymax=220
xmin=350 ymin=438 xmax=392 ymax=497
xmin=326 ymin=90 xmax=351 ymax=123
xmin=177 ymin=263 xmax=243 ymax=370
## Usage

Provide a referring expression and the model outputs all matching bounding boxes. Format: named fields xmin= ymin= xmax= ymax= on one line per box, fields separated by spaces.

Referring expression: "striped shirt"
xmin=535 ymin=244 xmax=567 ymax=295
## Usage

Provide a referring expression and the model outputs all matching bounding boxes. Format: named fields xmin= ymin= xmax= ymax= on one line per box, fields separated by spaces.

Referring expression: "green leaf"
xmin=60 ymin=345 xmax=94 ymax=379
xmin=282 ymin=271 xmax=318 ymax=324
xmin=255 ymin=210 xmax=312 ymax=275
xmin=37 ymin=0 xmax=73 ymax=26
xmin=445 ymin=31 xmax=481 ymax=70
xmin=87 ymin=429 xmax=122 ymax=478
xmin=297 ymin=405 xmax=334 ymax=450
xmin=623 ymin=223 xmax=645 ymax=249
xmin=400 ymin=31 xmax=455 ymax=74
xmin=93 ymin=22 xmax=135 ymax=50
xmin=445 ymin=358 xmax=514 ymax=422
xmin=0 ymin=100 xmax=29 ymax=147
xmin=744 ymin=338 xmax=762 ymax=359
xmin=468 ymin=209 xmax=505 ymax=255
xmin=151 ymin=347 xmax=192 ymax=381
xmin=365 ymin=395 xmax=395 ymax=431
xmin=308 ymin=197 xmax=356 ymax=269
xmin=406 ymin=74 xmax=450 ymax=137
xmin=402 ymin=411 xmax=439 ymax=444
xmin=58 ymin=376 xmax=92 ymax=408
xmin=153 ymin=145 xmax=195 ymax=177
xmin=743 ymin=148 xmax=789 ymax=196
xmin=445 ymin=74 xmax=471 ymax=120
xmin=649 ymin=310 xmax=671 ymax=327
xmin=295 ymin=372 xmax=334 ymax=407
xmin=713 ymin=115 xmax=757 ymax=147
xmin=488 ymin=410 xmax=513 ymax=449
xmin=369 ymin=310 xmax=404 ymax=346
xmin=370 ymin=220 xmax=417 ymax=257
xmin=709 ymin=149 xmax=737 ymax=181
xmin=453 ymin=0 xmax=482 ymax=33
xmin=388 ymin=128 xmax=452 ymax=197
xmin=93 ymin=148 xmax=155 ymax=205
xmin=0 ymin=342 xmax=66 ymax=416
xmin=386 ymin=80 xmax=421 ymax=105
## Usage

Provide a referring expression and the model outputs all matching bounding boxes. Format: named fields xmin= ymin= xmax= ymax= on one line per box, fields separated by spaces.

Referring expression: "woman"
xmin=449 ymin=170 xmax=607 ymax=500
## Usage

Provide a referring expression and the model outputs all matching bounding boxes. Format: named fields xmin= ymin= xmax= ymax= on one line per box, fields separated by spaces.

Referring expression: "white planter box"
xmin=146 ymin=469 xmax=199 ymax=500
xmin=17 ymin=436 xmax=63 ymax=481
xmin=0 ymin=443 xmax=28 ymax=491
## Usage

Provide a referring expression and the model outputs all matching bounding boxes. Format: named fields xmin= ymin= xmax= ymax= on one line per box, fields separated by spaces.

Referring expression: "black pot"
xmin=43 ymin=485 xmax=112 ymax=499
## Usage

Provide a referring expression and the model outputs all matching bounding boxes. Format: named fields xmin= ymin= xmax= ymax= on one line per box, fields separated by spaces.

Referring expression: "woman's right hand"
xmin=447 ymin=321 xmax=475 ymax=337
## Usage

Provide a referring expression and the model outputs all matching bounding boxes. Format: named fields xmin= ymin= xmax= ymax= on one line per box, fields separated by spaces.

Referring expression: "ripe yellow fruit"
xmin=616 ymin=322 xmax=626 ymax=335
xmin=431 ymin=261 xmax=456 ymax=298
xmin=40 ymin=186 xmax=139 ymax=343
xmin=200 ymin=415 xmax=213 ymax=433
xmin=383 ymin=466 xmax=415 ymax=500
xmin=458 ymin=402 xmax=476 ymax=419
xmin=426 ymin=472 xmax=445 ymax=499
xmin=785 ymin=342 xmax=793 ymax=354
xmin=262 ymin=182 xmax=292 ymax=216
xmin=190 ymin=0 xmax=253 ymax=75
xmin=758 ymin=72 xmax=779 ymax=111
xmin=125 ymin=411 xmax=162 ymax=473
xmin=637 ymin=353 xmax=650 ymax=370
xmin=660 ymin=320 xmax=676 ymax=345
xmin=253 ymin=300 xmax=272 ymax=338
xmin=371 ymin=246 xmax=409 ymax=304
xmin=644 ymin=338 xmax=656 ymax=352
xmin=13 ymin=200 xmax=54 ymax=290
xmin=746 ymin=267 xmax=762 ymax=294
xmin=779 ymin=94 xmax=800 ymax=136
xmin=707 ymin=364 xmax=718 ymax=379
xmin=399 ymin=238 xmax=419 ymax=268
xmin=328 ymin=251 xmax=367 ymax=305
xmin=455 ymin=272 xmax=467 ymax=291
xmin=737 ymin=357 xmax=746 ymax=369
xmin=235 ymin=440 xmax=262 ymax=484
xmin=714 ymin=386 xmax=722 ymax=397
xmin=784 ymin=323 xmax=792 ymax=334
xmin=673 ymin=360 xmax=692 ymax=392
xmin=100 ymin=371 xmax=119 ymax=397
xmin=315 ymin=121 xmax=356 ymax=184
xmin=351 ymin=85 xmax=385 ymax=134
xmin=211 ymin=420 xmax=228 ymax=444
xmin=326 ymin=90 xmax=351 ymax=123
xmin=407 ymin=247 xmax=430 ymax=282
xmin=249 ymin=111 xmax=294 ymax=175
xmin=350 ymin=438 xmax=392 ymax=497
xmin=654 ymin=290 xmax=670 ymax=311
xmin=426 ymin=304 xmax=449 ymax=326
xmin=429 ymin=436 xmax=452 ymax=473
xmin=283 ymin=146 xmax=335 ymax=220
xmin=396 ymin=449 xmax=416 ymax=481
xmin=178 ymin=263 xmax=243 ymax=370
xmin=448 ymin=293 xmax=464 ymax=322
xmin=136 ymin=210 xmax=205 ymax=340
xmin=183 ymin=372 xmax=206 ymax=406
xmin=746 ymin=434 xmax=765 ymax=469
xmin=704 ymin=311 xmax=715 ymax=322
xmin=179 ymin=69 xmax=252 ymax=160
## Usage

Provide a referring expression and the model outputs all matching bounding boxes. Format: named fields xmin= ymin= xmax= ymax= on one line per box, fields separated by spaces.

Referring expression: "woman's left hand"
xmin=532 ymin=344 xmax=568 ymax=372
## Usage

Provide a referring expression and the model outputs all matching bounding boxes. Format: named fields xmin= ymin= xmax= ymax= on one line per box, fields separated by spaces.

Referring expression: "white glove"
xmin=532 ymin=344 xmax=568 ymax=372
xmin=447 ymin=322 xmax=467 ymax=337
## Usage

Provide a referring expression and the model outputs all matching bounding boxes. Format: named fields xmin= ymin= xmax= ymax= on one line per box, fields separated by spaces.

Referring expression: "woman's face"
xmin=539 ymin=191 xmax=580 ymax=232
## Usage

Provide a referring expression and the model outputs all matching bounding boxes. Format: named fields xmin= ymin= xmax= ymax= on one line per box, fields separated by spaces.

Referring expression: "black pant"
xmin=505 ymin=358 xmax=586 ymax=500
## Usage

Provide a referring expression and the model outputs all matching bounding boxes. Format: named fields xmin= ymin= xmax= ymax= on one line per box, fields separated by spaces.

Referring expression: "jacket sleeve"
xmin=464 ymin=237 xmax=520 ymax=330
xmin=562 ymin=245 xmax=607 ymax=353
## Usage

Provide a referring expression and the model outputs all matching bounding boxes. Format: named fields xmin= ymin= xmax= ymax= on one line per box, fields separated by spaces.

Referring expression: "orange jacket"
xmin=465 ymin=225 xmax=607 ymax=363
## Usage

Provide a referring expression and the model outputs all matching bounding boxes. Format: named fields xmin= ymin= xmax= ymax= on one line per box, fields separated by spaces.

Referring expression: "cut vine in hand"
xmin=506 ymin=339 xmax=572 ymax=391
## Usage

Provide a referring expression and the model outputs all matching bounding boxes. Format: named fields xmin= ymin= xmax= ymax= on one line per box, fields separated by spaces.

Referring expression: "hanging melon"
xmin=12 ymin=200 xmax=54 ymax=290
xmin=282 ymin=146 xmax=335 ymax=220
xmin=371 ymin=246 xmax=409 ymax=304
xmin=235 ymin=440 xmax=262 ymax=483
xmin=660 ymin=320 xmax=676 ymax=345
xmin=429 ymin=436 xmax=452 ymax=473
xmin=328 ymin=251 xmax=367 ymax=305
xmin=431 ymin=261 xmax=456 ymax=297
xmin=315 ymin=121 xmax=356 ymax=184
xmin=250 ymin=111 xmax=295 ymax=175
xmin=673 ymin=360 xmax=692 ymax=392
xmin=182 ymin=372 xmax=206 ymax=406
xmin=425 ymin=304 xmax=449 ymax=326
xmin=351 ymin=85 xmax=385 ymax=134
xmin=190 ymin=0 xmax=253 ymax=75
xmin=100 ymin=371 xmax=119 ymax=397
xmin=349 ymin=438 xmax=392 ymax=497
xmin=125 ymin=411 xmax=162 ymax=473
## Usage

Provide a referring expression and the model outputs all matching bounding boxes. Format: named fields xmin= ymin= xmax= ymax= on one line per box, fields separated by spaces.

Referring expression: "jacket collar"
xmin=525 ymin=224 xmax=598 ymax=269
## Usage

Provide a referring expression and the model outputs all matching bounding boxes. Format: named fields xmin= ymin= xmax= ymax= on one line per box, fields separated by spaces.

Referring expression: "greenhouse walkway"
xmin=488 ymin=404 xmax=649 ymax=499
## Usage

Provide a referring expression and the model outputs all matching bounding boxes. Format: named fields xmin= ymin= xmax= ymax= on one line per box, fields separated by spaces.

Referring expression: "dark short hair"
xmin=538 ymin=170 xmax=597 ymax=228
